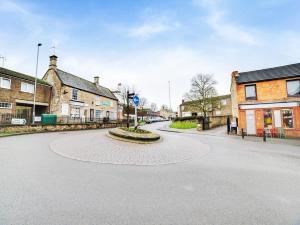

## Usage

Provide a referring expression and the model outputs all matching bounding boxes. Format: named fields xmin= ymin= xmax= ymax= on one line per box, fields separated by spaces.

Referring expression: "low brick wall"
xmin=0 ymin=123 xmax=120 ymax=135
xmin=210 ymin=115 xmax=231 ymax=129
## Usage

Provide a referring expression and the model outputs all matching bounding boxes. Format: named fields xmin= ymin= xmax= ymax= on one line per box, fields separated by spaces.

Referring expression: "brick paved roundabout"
xmin=50 ymin=127 xmax=210 ymax=165
xmin=1 ymin=122 xmax=300 ymax=225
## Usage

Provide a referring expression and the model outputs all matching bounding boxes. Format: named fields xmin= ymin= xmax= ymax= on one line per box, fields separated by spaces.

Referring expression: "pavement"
xmin=1 ymin=122 xmax=300 ymax=225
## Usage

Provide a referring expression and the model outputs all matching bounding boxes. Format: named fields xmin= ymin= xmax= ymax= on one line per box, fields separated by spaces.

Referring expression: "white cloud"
xmin=194 ymin=0 xmax=260 ymax=45
xmin=128 ymin=21 xmax=180 ymax=38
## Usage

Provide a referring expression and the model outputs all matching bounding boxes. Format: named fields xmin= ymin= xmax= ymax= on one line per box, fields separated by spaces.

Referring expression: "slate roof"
xmin=0 ymin=67 xmax=50 ymax=85
xmin=56 ymin=69 xmax=117 ymax=100
xmin=237 ymin=63 xmax=300 ymax=84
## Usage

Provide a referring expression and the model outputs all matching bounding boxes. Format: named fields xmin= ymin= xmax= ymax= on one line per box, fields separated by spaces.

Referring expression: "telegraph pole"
xmin=168 ymin=80 xmax=172 ymax=111
xmin=0 ymin=55 xmax=6 ymax=67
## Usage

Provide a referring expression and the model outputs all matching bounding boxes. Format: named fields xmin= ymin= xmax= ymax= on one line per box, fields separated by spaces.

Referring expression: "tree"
xmin=184 ymin=74 xmax=217 ymax=118
xmin=116 ymin=84 xmax=138 ymax=106
xmin=160 ymin=104 xmax=169 ymax=111
xmin=139 ymin=97 xmax=148 ymax=121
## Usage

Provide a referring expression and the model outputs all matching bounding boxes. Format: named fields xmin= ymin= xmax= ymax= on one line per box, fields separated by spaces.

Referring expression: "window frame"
xmin=72 ymin=88 xmax=78 ymax=101
xmin=0 ymin=77 xmax=11 ymax=89
xmin=286 ymin=79 xmax=300 ymax=97
xmin=281 ymin=108 xmax=294 ymax=129
xmin=0 ymin=102 xmax=12 ymax=109
xmin=20 ymin=82 xmax=34 ymax=94
xmin=245 ymin=84 xmax=257 ymax=100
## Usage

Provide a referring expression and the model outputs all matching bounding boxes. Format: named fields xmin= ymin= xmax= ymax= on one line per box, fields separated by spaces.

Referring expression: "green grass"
xmin=169 ymin=121 xmax=198 ymax=129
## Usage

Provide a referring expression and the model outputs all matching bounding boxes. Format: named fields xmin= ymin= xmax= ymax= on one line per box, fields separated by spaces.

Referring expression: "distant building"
xmin=43 ymin=55 xmax=118 ymax=121
xmin=0 ymin=67 xmax=51 ymax=120
xmin=230 ymin=63 xmax=300 ymax=137
xmin=179 ymin=94 xmax=232 ymax=117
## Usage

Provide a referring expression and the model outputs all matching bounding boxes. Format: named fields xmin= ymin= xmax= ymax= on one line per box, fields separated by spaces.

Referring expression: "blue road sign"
xmin=133 ymin=95 xmax=139 ymax=106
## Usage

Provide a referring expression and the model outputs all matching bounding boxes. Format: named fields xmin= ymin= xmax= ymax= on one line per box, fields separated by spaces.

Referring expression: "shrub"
xmin=120 ymin=127 xmax=151 ymax=134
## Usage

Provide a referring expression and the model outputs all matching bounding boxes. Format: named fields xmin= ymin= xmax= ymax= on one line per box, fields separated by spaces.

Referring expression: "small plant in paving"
xmin=120 ymin=127 xmax=151 ymax=134
xmin=170 ymin=121 xmax=198 ymax=129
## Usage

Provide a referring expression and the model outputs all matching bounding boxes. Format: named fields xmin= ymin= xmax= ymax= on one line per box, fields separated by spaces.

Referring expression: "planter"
xmin=108 ymin=128 xmax=160 ymax=142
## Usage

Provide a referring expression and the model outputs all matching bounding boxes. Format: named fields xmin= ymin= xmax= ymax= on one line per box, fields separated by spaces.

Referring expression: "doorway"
xmin=90 ymin=109 xmax=94 ymax=121
xmin=246 ymin=110 xmax=256 ymax=135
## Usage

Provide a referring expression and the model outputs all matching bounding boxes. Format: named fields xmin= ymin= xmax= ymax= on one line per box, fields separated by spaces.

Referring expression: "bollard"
xmin=263 ymin=130 xmax=266 ymax=142
xmin=241 ymin=129 xmax=244 ymax=139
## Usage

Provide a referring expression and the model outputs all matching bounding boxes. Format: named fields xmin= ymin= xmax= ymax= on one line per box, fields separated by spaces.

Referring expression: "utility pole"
xmin=32 ymin=43 xmax=42 ymax=125
xmin=168 ymin=80 xmax=172 ymax=111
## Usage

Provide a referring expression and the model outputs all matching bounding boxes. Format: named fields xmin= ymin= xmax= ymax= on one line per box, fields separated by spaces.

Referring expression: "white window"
xmin=70 ymin=107 xmax=80 ymax=118
xmin=95 ymin=96 xmax=101 ymax=106
xmin=95 ymin=110 xmax=101 ymax=119
xmin=61 ymin=103 xmax=69 ymax=115
xmin=72 ymin=88 xmax=78 ymax=101
xmin=21 ymin=82 xmax=34 ymax=93
xmin=221 ymin=99 xmax=227 ymax=105
xmin=0 ymin=77 xmax=11 ymax=89
xmin=0 ymin=102 xmax=12 ymax=109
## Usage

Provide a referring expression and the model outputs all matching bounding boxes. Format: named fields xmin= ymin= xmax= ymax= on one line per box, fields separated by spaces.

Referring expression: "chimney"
xmin=49 ymin=55 xmax=58 ymax=70
xmin=94 ymin=76 xmax=99 ymax=85
xmin=231 ymin=71 xmax=239 ymax=78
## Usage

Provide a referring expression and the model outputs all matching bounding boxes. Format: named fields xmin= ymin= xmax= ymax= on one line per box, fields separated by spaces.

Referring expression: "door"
xmin=246 ymin=110 xmax=256 ymax=135
xmin=274 ymin=110 xmax=281 ymax=128
xmin=90 ymin=109 xmax=94 ymax=121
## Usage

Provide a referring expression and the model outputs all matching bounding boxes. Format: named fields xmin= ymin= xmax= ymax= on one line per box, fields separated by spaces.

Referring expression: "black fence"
xmin=0 ymin=114 xmax=134 ymax=127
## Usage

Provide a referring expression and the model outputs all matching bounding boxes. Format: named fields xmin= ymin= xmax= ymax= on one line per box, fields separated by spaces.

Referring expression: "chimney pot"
xmin=94 ymin=76 xmax=99 ymax=85
xmin=49 ymin=55 xmax=58 ymax=70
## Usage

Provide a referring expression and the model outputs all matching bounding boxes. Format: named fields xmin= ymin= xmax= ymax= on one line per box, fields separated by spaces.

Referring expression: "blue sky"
xmin=1 ymin=0 xmax=300 ymax=109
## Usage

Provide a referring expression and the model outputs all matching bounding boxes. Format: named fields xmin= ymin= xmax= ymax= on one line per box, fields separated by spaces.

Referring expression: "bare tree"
xmin=184 ymin=74 xmax=217 ymax=118
xmin=116 ymin=84 xmax=138 ymax=106
xmin=150 ymin=103 xmax=157 ymax=113
xmin=139 ymin=97 xmax=148 ymax=121
xmin=160 ymin=104 xmax=169 ymax=111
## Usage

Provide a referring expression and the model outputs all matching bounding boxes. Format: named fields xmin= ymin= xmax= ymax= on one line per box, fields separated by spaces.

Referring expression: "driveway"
xmin=0 ymin=122 xmax=300 ymax=225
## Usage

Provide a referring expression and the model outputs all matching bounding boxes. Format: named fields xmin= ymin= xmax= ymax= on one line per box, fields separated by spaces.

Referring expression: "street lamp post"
xmin=32 ymin=43 xmax=42 ymax=125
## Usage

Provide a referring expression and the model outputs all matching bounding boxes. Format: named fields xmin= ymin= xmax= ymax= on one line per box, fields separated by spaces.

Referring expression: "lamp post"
xmin=32 ymin=43 xmax=42 ymax=125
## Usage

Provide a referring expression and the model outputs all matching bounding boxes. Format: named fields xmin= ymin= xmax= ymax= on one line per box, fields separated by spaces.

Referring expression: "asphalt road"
xmin=1 ymin=122 xmax=300 ymax=225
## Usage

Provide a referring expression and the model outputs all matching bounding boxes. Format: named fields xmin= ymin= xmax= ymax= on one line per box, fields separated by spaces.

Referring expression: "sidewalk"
xmin=158 ymin=124 xmax=300 ymax=147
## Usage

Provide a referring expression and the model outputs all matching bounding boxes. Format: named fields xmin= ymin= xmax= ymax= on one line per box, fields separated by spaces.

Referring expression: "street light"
xmin=32 ymin=43 xmax=42 ymax=125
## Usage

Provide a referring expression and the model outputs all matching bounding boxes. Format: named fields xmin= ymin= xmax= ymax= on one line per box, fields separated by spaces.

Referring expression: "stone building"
xmin=230 ymin=63 xmax=300 ymax=137
xmin=0 ymin=67 xmax=51 ymax=120
xmin=43 ymin=55 xmax=118 ymax=121
xmin=179 ymin=94 xmax=232 ymax=117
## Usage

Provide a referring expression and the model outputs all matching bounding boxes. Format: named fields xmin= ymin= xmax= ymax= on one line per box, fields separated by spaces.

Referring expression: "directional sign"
xmin=133 ymin=95 xmax=139 ymax=106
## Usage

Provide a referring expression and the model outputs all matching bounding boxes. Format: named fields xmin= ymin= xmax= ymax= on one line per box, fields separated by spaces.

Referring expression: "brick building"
xmin=179 ymin=94 xmax=232 ymax=117
xmin=231 ymin=63 xmax=300 ymax=137
xmin=0 ymin=67 xmax=51 ymax=120
xmin=43 ymin=55 xmax=118 ymax=121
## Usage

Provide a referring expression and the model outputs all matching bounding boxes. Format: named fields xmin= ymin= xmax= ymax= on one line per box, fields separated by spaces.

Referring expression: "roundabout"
xmin=50 ymin=126 xmax=210 ymax=165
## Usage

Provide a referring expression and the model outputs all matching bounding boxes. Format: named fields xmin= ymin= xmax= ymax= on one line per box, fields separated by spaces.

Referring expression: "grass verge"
xmin=169 ymin=121 xmax=198 ymax=129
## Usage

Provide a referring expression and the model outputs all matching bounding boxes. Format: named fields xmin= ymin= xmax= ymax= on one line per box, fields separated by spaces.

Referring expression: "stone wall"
xmin=0 ymin=122 xmax=123 ymax=135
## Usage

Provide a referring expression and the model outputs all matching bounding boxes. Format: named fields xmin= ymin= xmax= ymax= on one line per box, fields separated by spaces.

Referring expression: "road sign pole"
xmin=134 ymin=105 xmax=137 ymax=127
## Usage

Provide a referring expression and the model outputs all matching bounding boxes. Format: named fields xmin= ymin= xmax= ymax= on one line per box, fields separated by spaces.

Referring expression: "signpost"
xmin=133 ymin=95 xmax=139 ymax=127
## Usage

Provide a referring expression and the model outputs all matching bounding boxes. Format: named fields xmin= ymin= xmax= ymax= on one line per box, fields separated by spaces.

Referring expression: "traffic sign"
xmin=133 ymin=95 xmax=139 ymax=106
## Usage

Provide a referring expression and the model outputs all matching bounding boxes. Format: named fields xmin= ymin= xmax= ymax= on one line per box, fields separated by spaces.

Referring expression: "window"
xmin=0 ymin=77 xmax=11 ymax=89
xmin=0 ymin=102 xmax=12 ymax=109
xmin=72 ymin=88 xmax=78 ymax=100
xmin=245 ymin=85 xmax=257 ymax=100
xmin=95 ymin=96 xmax=100 ymax=106
xmin=221 ymin=99 xmax=227 ymax=105
xmin=95 ymin=110 xmax=101 ymax=119
xmin=287 ymin=80 xmax=300 ymax=97
xmin=70 ymin=107 xmax=80 ymax=118
xmin=282 ymin=109 xmax=294 ymax=128
xmin=21 ymin=82 xmax=34 ymax=93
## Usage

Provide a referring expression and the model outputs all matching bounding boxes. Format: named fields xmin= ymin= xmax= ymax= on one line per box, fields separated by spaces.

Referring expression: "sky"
xmin=0 ymin=0 xmax=300 ymax=111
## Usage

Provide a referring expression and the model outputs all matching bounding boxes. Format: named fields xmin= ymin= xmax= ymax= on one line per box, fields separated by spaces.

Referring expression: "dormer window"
xmin=245 ymin=84 xmax=257 ymax=100
xmin=72 ymin=88 xmax=78 ymax=100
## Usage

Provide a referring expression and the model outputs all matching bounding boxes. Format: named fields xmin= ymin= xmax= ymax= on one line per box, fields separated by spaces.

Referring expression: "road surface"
xmin=1 ymin=122 xmax=300 ymax=225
